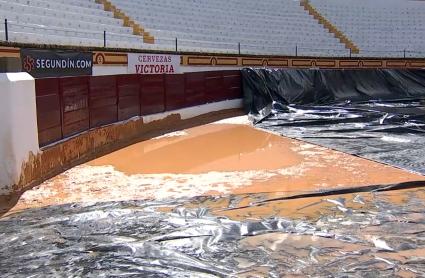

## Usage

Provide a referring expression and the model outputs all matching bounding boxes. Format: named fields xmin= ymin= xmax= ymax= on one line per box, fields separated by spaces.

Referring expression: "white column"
xmin=0 ymin=73 xmax=39 ymax=194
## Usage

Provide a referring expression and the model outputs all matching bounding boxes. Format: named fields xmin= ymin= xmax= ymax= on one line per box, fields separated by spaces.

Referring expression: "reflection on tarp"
xmin=242 ymin=68 xmax=425 ymax=174
xmin=1 ymin=185 xmax=425 ymax=277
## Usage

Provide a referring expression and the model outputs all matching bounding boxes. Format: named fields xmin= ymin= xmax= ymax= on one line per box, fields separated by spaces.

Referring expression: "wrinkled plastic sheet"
xmin=242 ymin=68 xmax=425 ymax=174
xmin=1 ymin=185 xmax=425 ymax=277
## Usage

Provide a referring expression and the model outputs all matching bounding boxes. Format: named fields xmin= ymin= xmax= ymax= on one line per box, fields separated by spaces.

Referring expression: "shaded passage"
xmin=242 ymin=68 xmax=425 ymax=174
xmin=1 ymin=185 xmax=425 ymax=277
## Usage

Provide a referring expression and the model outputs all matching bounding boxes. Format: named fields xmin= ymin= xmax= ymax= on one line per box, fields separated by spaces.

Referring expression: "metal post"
xmin=238 ymin=42 xmax=241 ymax=55
xmin=175 ymin=38 xmax=178 ymax=52
xmin=5 ymin=19 xmax=8 ymax=42
xmin=295 ymin=44 xmax=298 ymax=57
xmin=404 ymin=49 xmax=406 ymax=59
xmin=349 ymin=48 xmax=352 ymax=58
xmin=103 ymin=31 xmax=106 ymax=47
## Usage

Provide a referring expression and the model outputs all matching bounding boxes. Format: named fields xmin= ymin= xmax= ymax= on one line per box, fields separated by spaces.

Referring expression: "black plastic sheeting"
xmin=1 ymin=186 xmax=425 ymax=277
xmin=242 ymin=68 xmax=425 ymax=174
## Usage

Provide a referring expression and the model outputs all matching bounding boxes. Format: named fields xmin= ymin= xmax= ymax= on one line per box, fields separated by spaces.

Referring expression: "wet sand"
xmin=5 ymin=118 xmax=424 ymax=214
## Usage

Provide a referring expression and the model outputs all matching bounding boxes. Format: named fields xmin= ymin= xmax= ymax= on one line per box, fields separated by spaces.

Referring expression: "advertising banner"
xmin=21 ymin=49 xmax=93 ymax=78
xmin=128 ymin=53 xmax=180 ymax=74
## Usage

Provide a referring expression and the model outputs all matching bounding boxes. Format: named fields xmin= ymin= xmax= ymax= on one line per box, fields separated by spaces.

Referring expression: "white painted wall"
xmin=0 ymin=73 xmax=39 ymax=195
xmin=93 ymin=65 xmax=127 ymax=76
xmin=142 ymin=99 xmax=243 ymax=123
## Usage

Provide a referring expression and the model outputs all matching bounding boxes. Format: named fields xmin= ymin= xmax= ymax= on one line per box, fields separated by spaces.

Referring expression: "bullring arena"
xmin=1 ymin=0 xmax=425 ymax=277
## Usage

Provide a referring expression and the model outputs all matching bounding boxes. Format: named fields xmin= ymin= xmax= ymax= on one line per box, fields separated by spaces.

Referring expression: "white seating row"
xmin=2 ymin=0 xmax=421 ymax=58
xmin=310 ymin=0 xmax=425 ymax=57
xmin=0 ymin=0 xmax=143 ymax=49
xmin=108 ymin=0 xmax=346 ymax=56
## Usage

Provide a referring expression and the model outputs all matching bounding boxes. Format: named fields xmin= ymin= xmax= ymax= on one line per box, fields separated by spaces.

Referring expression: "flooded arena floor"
xmin=1 ymin=116 xmax=425 ymax=277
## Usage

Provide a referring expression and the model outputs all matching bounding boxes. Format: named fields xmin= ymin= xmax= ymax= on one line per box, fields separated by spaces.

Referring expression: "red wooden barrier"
xmin=60 ymin=76 xmax=90 ymax=138
xmin=89 ymin=75 xmax=117 ymax=128
xmin=205 ymin=71 xmax=225 ymax=103
xmin=35 ymin=78 xmax=62 ymax=146
xmin=164 ymin=74 xmax=185 ymax=111
xmin=223 ymin=70 xmax=242 ymax=99
xmin=185 ymin=72 xmax=206 ymax=106
xmin=117 ymin=74 xmax=140 ymax=121
xmin=140 ymin=74 xmax=166 ymax=115
xmin=35 ymin=70 xmax=242 ymax=147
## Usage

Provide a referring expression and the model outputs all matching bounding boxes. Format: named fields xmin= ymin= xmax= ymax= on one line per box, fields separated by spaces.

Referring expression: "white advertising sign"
xmin=128 ymin=53 xmax=180 ymax=74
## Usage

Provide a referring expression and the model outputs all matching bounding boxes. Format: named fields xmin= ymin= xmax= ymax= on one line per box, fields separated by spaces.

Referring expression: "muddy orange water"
xmin=89 ymin=124 xmax=303 ymax=174
xmin=5 ymin=121 xmax=425 ymax=214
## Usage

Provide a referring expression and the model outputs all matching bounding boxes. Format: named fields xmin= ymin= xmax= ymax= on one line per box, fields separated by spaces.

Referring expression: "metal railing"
xmin=2 ymin=18 xmax=425 ymax=59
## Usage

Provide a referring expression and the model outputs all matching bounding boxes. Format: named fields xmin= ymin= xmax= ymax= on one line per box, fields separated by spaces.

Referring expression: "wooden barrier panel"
xmin=117 ymin=74 xmax=140 ymax=121
xmin=60 ymin=76 xmax=90 ymax=138
xmin=35 ymin=70 xmax=242 ymax=147
xmin=140 ymin=74 xmax=166 ymax=115
xmin=35 ymin=78 xmax=62 ymax=147
xmin=205 ymin=71 xmax=225 ymax=103
xmin=89 ymin=76 xmax=118 ymax=128
xmin=165 ymin=74 xmax=186 ymax=111
xmin=223 ymin=70 xmax=242 ymax=100
xmin=185 ymin=72 xmax=206 ymax=106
